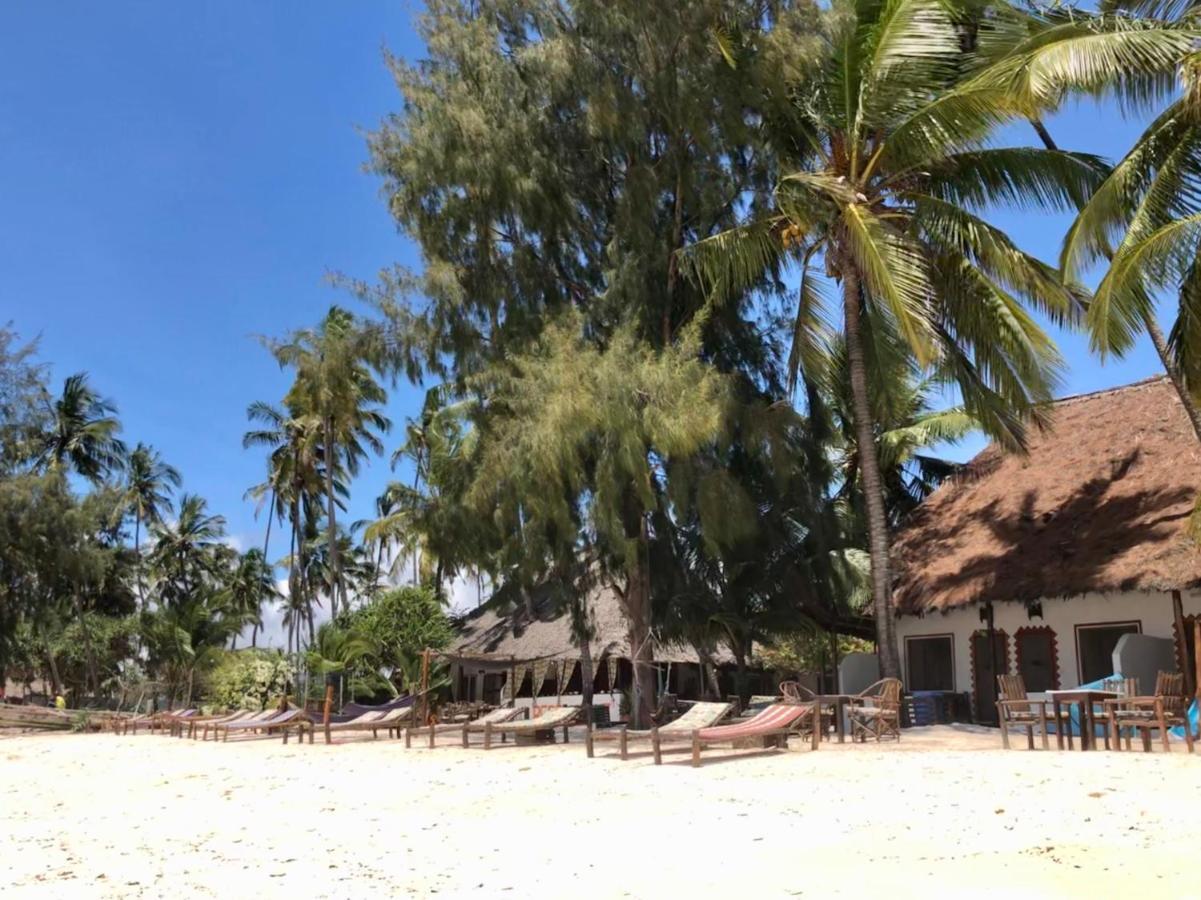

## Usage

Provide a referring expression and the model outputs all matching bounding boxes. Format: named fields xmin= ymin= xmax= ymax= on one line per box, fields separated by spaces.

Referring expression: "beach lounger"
xmin=404 ymin=706 xmax=526 ymax=748
xmin=467 ymin=706 xmax=580 ymax=749
xmin=588 ymin=701 xmax=733 ymax=763
xmin=681 ymin=703 xmax=812 ymax=767
xmin=307 ymin=702 xmax=415 ymax=744
xmin=213 ymin=708 xmax=313 ymax=743
xmin=197 ymin=709 xmax=275 ymax=741
xmin=179 ymin=710 xmax=253 ymax=739
xmin=126 ymin=708 xmax=196 ymax=735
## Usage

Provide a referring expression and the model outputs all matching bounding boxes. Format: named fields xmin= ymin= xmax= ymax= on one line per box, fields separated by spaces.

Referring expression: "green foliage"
xmin=206 ymin=650 xmax=292 ymax=711
xmin=340 ymin=586 xmax=453 ymax=670
xmin=35 ymin=372 xmax=127 ymax=484
xmin=0 ymin=324 xmax=50 ymax=472
xmin=305 ymin=621 xmax=392 ymax=700
xmin=759 ymin=632 xmax=873 ymax=677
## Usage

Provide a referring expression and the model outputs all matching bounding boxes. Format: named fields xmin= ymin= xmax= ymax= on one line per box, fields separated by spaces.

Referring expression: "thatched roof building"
xmin=892 ymin=376 xmax=1201 ymax=614
xmin=891 ymin=377 xmax=1201 ymax=720
xmin=450 ymin=582 xmax=735 ymax=665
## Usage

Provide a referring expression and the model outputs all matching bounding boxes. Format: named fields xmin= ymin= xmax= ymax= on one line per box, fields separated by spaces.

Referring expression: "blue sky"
xmin=0 ymin=5 xmax=1178 ymax=587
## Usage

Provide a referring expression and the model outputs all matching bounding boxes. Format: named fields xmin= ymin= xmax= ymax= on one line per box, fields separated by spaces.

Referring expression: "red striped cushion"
xmin=696 ymin=703 xmax=807 ymax=741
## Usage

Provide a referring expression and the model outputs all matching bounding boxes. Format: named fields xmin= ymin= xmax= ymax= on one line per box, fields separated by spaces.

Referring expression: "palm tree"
xmin=682 ymin=0 xmax=1133 ymax=675
xmin=219 ymin=549 xmax=279 ymax=649
xmin=356 ymin=490 xmax=402 ymax=592
xmin=124 ymin=443 xmax=181 ymax=613
xmin=1061 ymin=57 xmax=1201 ymax=438
xmin=305 ymin=622 xmax=389 ymax=715
xmin=819 ymin=338 xmax=977 ymax=536
xmin=149 ymin=494 xmax=227 ymax=605
xmin=270 ymin=307 xmax=390 ymax=617
xmin=36 ymin=372 xmax=126 ymax=483
xmin=243 ymin=401 xmax=331 ymax=648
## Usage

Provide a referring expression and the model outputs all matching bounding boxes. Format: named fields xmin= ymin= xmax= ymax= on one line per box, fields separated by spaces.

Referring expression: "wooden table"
xmin=809 ymin=694 xmax=854 ymax=749
xmin=1045 ymin=690 xmax=1117 ymax=751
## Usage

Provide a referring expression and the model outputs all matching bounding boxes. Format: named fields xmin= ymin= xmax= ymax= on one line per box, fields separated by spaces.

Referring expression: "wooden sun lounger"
xmin=179 ymin=710 xmax=254 ymax=739
xmin=311 ymin=704 xmax=415 ymax=744
xmin=404 ymin=706 xmax=526 ymax=748
xmin=682 ymin=703 xmax=812 ymax=767
xmin=170 ymin=710 xmax=238 ymax=737
xmin=468 ymin=706 xmax=581 ymax=749
xmin=213 ymin=708 xmax=313 ymax=743
xmin=198 ymin=709 xmax=274 ymax=741
xmin=126 ymin=708 xmax=197 ymax=735
xmin=587 ymin=701 xmax=733 ymax=764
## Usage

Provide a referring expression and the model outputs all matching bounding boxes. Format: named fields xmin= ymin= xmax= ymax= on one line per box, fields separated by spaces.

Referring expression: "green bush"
xmin=205 ymin=650 xmax=290 ymax=711
xmin=340 ymin=586 xmax=453 ymax=671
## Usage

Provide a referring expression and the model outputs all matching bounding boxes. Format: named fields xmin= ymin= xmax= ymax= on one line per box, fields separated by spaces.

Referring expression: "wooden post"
xmin=1172 ymin=590 xmax=1193 ymax=696
xmin=830 ymin=631 xmax=840 ymax=693
xmin=1194 ymin=618 xmax=1201 ymax=703
xmin=419 ymin=649 xmax=431 ymax=726
xmin=322 ymin=681 xmax=335 ymax=745
xmin=508 ymin=656 xmax=517 ymax=708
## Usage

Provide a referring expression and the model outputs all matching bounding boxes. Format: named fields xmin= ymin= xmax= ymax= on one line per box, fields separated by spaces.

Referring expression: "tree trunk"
xmin=694 ymin=644 xmax=722 ymax=699
xmin=579 ymin=632 xmax=594 ymax=716
xmin=135 ymin=514 xmax=145 ymax=613
xmin=841 ymin=252 xmax=902 ymax=678
xmin=74 ymin=595 xmax=98 ymax=698
xmin=40 ymin=620 xmax=62 ymax=697
xmin=288 ymin=495 xmax=302 ymax=648
xmin=623 ymin=531 xmax=657 ymax=729
xmin=262 ymin=490 xmax=274 ymax=559
xmin=733 ymin=646 xmax=748 ymax=707
xmin=1145 ymin=315 xmax=1201 ymax=442
xmin=1031 ymin=118 xmax=1201 ymax=444
xmin=323 ymin=417 xmax=342 ymax=617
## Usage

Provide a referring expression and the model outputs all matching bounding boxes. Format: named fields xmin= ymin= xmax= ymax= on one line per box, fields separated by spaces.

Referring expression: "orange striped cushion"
xmin=696 ymin=703 xmax=807 ymax=741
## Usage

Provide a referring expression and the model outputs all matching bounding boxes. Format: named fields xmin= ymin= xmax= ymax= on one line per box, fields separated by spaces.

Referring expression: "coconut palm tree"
xmin=219 ymin=549 xmax=279 ymax=649
xmin=1061 ymin=62 xmax=1201 ymax=438
xmin=149 ymin=494 xmax=227 ymax=605
xmin=243 ymin=401 xmax=334 ymax=647
xmin=36 ymin=372 xmax=126 ymax=483
xmin=270 ymin=307 xmax=390 ymax=617
xmin=679 ymin=0 xmax=1158 ymax=675
xmin=124 ymin=443 xmax=181 ymax=613
xmin=816 ymin=336 xmax=978 ymax=536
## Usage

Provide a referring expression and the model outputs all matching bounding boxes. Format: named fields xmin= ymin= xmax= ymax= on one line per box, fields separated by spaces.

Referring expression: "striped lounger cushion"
xmin=696 ymin=703 xmax=806 ymax=742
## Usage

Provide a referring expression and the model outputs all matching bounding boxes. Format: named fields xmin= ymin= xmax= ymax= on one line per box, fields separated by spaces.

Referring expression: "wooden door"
xmin=971 ymin=630 xmax=1008 ymax=724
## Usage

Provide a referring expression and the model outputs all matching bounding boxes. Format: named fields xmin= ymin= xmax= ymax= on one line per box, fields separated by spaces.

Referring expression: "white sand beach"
xmin=1 ymin=726 xmax=1197 ymax=898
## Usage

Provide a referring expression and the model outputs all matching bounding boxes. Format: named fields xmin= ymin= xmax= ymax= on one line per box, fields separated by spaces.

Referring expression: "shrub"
xmin=340 ymin=586 xmax=453 ymax=671
xmin=205 ymin=650 xmax=290 ymax=711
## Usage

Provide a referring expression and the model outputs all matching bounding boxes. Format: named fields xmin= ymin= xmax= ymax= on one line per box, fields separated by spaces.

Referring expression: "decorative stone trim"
xmin=1014 ymin=625 xmax=1060 ymax=690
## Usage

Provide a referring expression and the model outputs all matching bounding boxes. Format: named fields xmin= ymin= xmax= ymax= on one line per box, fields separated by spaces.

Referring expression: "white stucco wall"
xmin=895 ymin=590 xmax=1201 ymax=697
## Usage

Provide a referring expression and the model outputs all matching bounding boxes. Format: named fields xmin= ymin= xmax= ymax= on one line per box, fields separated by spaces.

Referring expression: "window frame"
xmin=904 ymin=633 xmax=956 ymax=692
xmin=1074 ymin=620 xmax=1142 ymax=685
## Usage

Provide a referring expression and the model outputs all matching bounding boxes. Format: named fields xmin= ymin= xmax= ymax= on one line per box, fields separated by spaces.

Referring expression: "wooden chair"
xmin=779 ymin=681 xmax=826 ymax=742
xmin=1095 ymin=677 xmax=1139 ymax=750
xmin=995 ymin=674 xmax=1055 ymax=750
xmin=1105 ymin=671 xmax=1195 ymax=754
xmin=847 ymin=678 xmax=902 ymax=742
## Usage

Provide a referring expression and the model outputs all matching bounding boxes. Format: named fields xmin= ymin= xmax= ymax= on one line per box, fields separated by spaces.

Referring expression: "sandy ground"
xmin=1 ymin=724 xmax=1198 ymax=899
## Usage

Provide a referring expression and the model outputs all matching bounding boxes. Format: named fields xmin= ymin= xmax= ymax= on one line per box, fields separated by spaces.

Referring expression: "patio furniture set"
xmin=996 ymin=671 xmax=1195 ymax=753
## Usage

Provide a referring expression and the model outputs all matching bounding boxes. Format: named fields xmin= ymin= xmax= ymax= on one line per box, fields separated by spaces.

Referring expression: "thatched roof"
xmin=449 ymin=582 xmax=735 ymax=665
xmin=892 ymin=377 xmax=1201 ymax=614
